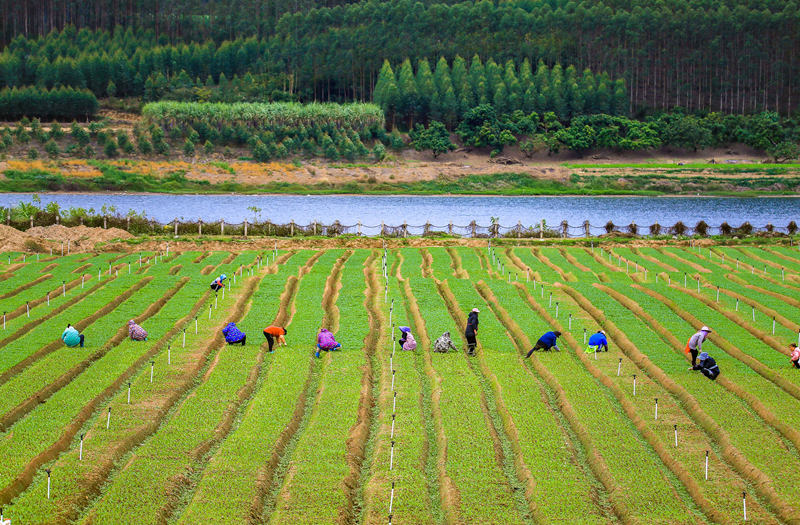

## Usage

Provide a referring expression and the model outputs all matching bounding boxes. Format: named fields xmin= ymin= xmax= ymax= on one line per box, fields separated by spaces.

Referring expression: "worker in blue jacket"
xmin=526 ymin=330 xmax=561 ymax=357
xmin=586 ymin=330 xmax=608 ymax=353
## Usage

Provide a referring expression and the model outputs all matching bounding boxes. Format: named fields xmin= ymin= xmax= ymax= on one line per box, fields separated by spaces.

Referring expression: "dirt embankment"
xmin=0 ymin=224 xmax=133 ymax=252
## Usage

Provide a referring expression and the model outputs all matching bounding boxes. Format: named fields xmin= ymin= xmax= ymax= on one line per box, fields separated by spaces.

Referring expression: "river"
xmin=0 ymin=194 xmax=796 ymax=233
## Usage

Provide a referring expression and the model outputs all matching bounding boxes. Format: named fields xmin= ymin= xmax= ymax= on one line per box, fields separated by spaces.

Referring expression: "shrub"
xmin=104 ymin=138 xmax=119 ymax=158
xmin=27 ymin=148 xmax=38 ymax=159
xmin=736 ymin=222 xmax=753 ymax=236
xmin=719 ymin=222 xmax=732 ymax=236
xmin=604 ymin=221 xmax=615 ymax=234
xmin=49 ymin=122 xmax=64 ymax=140
xmin=649 ymin=223 xmax=661 ymax=235
xmin=765 ymin=223 xmax=774 ymax=233
xmin=71 ymin=122 xmax=89 ymax=146
xmin=372 ymin=143 xmax=386 ymax=162
xmin=204 ymin=140 xmax=215 ymax=154
xmin=670 ymin=221 xmax=687 ymax=236
xmin=694 ymin=220 xmax=708 ymax=236
xmin=627 ymin=223 xmax=638 ymax=235
xmin=137 ymin=137 xmax=153 ymax=154
xmin=183 ymin=138 xmax=195 ymax=156
xmin=44 ymin=139 xmax=60 ymax=158
xmin=788 ymin=221 xmax=798 ymax=235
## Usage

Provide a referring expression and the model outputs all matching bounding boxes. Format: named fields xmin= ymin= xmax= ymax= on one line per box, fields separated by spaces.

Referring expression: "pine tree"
xmin=533 ymin=61 xmax=550 ymax=113
xmin=396 ymin=58 xmax=418 ymax=128
xmin=374 ymin=60 xmax=399 ymax=122
xmin=612 ymin=78 xmax=628 ymax=115
xmin=415 ymin=58 xmax=436 ymax=123
xmin=468 ymin=55 xmax=486 ymax=108
xmin=580 ymin=69 xmax=597 ymax=113
xmin=484 ymin=58 xmax=502 ymax=100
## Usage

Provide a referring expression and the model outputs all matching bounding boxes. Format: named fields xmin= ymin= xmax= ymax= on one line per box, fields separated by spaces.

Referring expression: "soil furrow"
xmin=436 ymin=280 xmax=540 ymax=524
xmin=559 ymin=284 xmax=800 ymax=524
xmin=630 ymin=247 xmax=679 ymax=272
xmin=28 ymin=278 xmax=237 ymax=523
xmin=420 ymin=248 xmax=433 ymax=278
xmin=0 ymin=274 xmax=101 ymax=355
xmin=634 ymin=284 xmax=800 ymax=403
xmin=257 ymin=251 xmax=350 ymax=522
xmin=480 ymin=282 xmax=632 ymax=523
xmin=445 ymin=247 xmax=468 ymax=279
xmin=531 ymin=248 xmax=572 ymax=282
xmin=0 ymin=274 xmax=52 ymax=301
xmin=397 ymin=272 xmax=460 ymax=524
xmin=0 ymin=276 xmax=166 ymax=432
xmin=597 ymin=283 xmax=800 ymax=469
xmin=337 ymin=253 xmax=380 ymax=525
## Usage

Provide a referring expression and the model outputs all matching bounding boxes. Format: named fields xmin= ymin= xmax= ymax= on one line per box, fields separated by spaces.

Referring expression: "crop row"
xmin=594 ymin=283 xmax=800 ymax=520
xmin=176 ymin=250 xmax=327 ymax=524
xmin=448 ymin=277 xmax=611 ymax=522
xmin=78 ymin=252 xmax=291 ymax=523
xmin=6 ymin=252 xmax=246 ymax=522
xmin=560 ymin=282 xmax=780 ymax=523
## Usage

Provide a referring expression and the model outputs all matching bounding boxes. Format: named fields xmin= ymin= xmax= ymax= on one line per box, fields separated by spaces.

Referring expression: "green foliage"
xmin=372 ymin=142 xmax=386 ymax=162
xmin=103 ymin=138 xmax=118 ymax=158
xmin=183 ymin=138 xmax=195 ymax=156
xmin=409 ymin=121 xmax=455 ymax=158
xmin=44 ymin=139 xmax=59 ymax=158
xmin=0 ymin=86 xmax=98 ymax=120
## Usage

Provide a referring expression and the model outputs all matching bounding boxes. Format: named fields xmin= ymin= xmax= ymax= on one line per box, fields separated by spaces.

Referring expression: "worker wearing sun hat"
xmin=465 ymin=308 xmax=480 ymax=356
xmin=686 ymin=326 xmax=712 ymax=367
xmin=586 ymin=329 xmax=608 ymax=353
xmin=398 ymin=326 xmax=417 ymax=351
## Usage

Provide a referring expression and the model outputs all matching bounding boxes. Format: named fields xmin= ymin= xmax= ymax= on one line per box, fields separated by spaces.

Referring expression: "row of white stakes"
xmin=34 ymin=252 xmax=267 ymax=508
xmin=504 ymin=239 xmax=751 ymax=520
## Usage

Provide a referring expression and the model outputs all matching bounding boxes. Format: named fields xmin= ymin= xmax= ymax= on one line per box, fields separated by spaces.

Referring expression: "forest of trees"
xmin=0 ymin=0 xmax=797 ymax=115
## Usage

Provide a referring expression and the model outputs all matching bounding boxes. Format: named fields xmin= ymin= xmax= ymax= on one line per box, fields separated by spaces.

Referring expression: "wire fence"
xmin=5 ymin=213 xmax=798 ymax=238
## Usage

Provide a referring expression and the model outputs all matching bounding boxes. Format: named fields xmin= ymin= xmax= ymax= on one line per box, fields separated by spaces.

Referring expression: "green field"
xmin=0 ymin=244 xmax=799 ymax=524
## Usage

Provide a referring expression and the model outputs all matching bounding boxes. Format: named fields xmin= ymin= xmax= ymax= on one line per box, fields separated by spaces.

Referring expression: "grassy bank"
xmin=2 ymin=163 xmax=800 ymax=196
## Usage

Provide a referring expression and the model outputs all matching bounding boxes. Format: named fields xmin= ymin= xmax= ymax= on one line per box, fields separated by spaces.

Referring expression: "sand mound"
xmin=1 ymin=224 xmax=133 ymax=252
xmin=27 ymin=225 xmax=133 ymax=244
xmin=0 ymin=224 xmax=31 ymax=251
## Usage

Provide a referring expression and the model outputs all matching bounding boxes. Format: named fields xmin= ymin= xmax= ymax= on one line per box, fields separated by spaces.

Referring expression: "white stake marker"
xmin=617 ymin=358 xmax=621 ymax=376
xmin=127 ymin=382 xmax=131 ymax=404
xmin=46 ymin=469 xmax=51 ymax=499
xmin=674 ymin=425 xmax=678 ymax=447
xmin=743 ymin=492 xmax=747 ymax=521
xmin=106 ymin=407 xmax=111 ymax=429
xmin=168 ymin=344 xmax=171 ymax=365
xmin=704 ymin=450 xmax=709 ymax=480
xmin=654 ymin=398 xmax=658 ymax=420
xmin=79 ymin=433 xmax=84 ymax=460
xmin=632 ymin=374 xmax=636 ymax=396
xmin=150 ymin=360 xmax=154 ymax=382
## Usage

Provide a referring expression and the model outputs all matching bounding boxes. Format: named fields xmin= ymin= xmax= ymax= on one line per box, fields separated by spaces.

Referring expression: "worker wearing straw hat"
xmin=686 ymin=326 xmax=712 ymax=367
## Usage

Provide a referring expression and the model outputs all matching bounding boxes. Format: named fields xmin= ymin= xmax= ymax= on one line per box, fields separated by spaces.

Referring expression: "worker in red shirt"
xmin=263 ymin=325 xmax=288 ymax=352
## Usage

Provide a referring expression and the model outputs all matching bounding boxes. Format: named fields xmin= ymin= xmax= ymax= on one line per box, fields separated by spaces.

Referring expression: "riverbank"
xmin=2 ymin=157 xmax=800 ymax=196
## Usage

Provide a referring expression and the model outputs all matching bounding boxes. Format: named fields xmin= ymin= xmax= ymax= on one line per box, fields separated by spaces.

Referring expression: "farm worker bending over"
xmin=223 ymin=322 xmax=246 ymax=345
xmin=128 ymin=320 xmax=148 ymax=341
xmin=62 ymin=324 xmax=85 ymax=348
xmin=210 ymin=274 xmax=227 ymax=292
xmin=433 ymin=331 xmax=458 ymax=353
xmin=465 ymin=308 xmax=479 ymax=356
xmin=790 ymin=343 xmax=800 ymax=369
xmin=586 ymin=330 xmax=608 ymax=353
xmin=398 ymin=326 xmax=417 ymax=351
xmin=690 ymin=351 xmax=720 ymax=380
xmin=686 ymin=326 xmax=712 ymax=366
xmin=262 ymin=325 xmax=287 ymax=352
xmin=527 ymin=330 xmax=562 ymax=357
xmin=316 ymin=328 xmax=341 ymax=358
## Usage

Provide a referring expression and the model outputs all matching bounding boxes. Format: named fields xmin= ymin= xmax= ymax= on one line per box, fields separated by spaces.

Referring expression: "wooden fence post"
xmin=540 ymin=219 xmax=544 ymax=240
xmin=403 ymin=222 xmax=408 ymax=238
xmin=313 ymin=221 xmax=317 ymax=236
xmin=381 ymin=222 xmax=385 ymax=236
xmin=562 ymin=220 xmax=568 ymax=239
xmin=244 ymin=219 xmax=248 ymax=237
xmin=198 ymin=219 xmax=203 ymax=236
xmin=174 ymin=218 xmax=178 ymax=236
xmin=30 ymin=215 xmax=34 ymax=229
xmin=584 ymin=220 xmax=590 ymax=237
xmin=221 ymin=219 xmax=225 ymax=235
xmin=55 ymin=214 xmax=59 ymax=225
xmin=358 ymin=221 xmax=362 ymax=236
xmin=290 ymin=220 xmax=294 ymax=237
xmin=517 ymin=220 xmax=522 ymax=238
xmin=449 ymin=222 xmax=453 ymax=235
xmin=103 ymin=215 xmax=107 ymax=229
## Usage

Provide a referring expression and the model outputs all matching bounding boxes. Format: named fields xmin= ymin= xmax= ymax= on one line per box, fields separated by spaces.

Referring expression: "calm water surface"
xmin=0 ymin=194 xmax=795 ymax=231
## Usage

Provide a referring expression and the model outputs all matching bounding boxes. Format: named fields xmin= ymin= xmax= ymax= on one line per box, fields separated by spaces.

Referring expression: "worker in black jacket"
xmin=465 ymin=308 xmax=479 ymax=356
xmin=690 ymin=351 xmax=720 ymax=380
